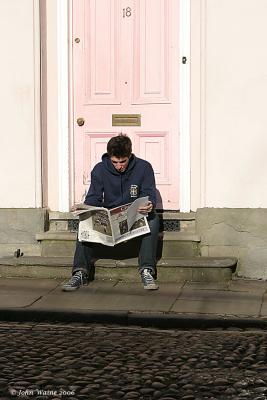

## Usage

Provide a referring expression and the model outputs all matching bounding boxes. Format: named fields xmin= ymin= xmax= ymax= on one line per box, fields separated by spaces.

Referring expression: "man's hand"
xmin=138 ymin=201 xmax=153 ymax=215
xmin=70 ymin=203 xmax=90 ymax=212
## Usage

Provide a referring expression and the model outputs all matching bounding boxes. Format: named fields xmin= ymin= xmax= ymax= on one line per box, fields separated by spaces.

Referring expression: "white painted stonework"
xmin=191 ymin=0 xmax=267 ymax=209
xmin=0 ymin=0 xmax=41 ymax=208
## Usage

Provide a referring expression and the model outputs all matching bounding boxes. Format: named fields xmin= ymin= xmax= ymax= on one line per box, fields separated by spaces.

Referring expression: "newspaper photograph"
xmin=73 ymin=197 xmax=150 ymax=246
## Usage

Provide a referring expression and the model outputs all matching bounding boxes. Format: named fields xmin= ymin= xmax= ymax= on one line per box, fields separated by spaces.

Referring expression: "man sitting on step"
xmin=62 ymin=134 xmax=159 ymax=291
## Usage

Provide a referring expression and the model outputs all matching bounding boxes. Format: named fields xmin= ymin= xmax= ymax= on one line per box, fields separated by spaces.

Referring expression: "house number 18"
xmin=123 ymin=7 xmax=132 ymax=18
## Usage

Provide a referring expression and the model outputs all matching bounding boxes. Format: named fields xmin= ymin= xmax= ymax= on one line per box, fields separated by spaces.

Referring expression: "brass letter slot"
xmin=112 ymin=114 xmax=141 ymax=126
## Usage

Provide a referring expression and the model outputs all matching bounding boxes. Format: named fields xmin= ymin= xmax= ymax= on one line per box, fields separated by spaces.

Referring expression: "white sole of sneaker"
xmin=143 ymin=284 xmax=159 ymax=290
xmin=62 ymin=286 xmax=80 ymax=292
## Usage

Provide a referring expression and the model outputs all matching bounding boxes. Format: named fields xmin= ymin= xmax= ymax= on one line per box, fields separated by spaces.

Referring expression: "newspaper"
xmin=73 ymin=196 xmax=150 ymax=246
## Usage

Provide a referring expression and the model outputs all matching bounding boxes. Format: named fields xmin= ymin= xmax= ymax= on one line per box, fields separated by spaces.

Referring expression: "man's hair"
xmin=107 ymin=134 xmax=132 ymax=158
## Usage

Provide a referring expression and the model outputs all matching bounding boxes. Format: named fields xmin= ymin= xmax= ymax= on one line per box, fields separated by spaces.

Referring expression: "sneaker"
xmin=62 ymin=271 xmax=88 ymax=292
xmin=141 ymin=268 xmax=159 ymax=290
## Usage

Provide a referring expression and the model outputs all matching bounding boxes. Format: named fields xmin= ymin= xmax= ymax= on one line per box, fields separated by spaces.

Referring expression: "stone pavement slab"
xmin=0 ymin=277 xmax=267 ymax=327
xmin=183 ymin=281 xmax=230 ymax=290
xmin=259 ymin=293 xmax=267 ymax=316
xmin=0 ymin=278 xmax=61 ymax=308
xmin=229 ymin=278 xmax=267 ymax=292
xmin=171 ymin=288 xmax=263 ymax=316
xmin=30 ymin=281 xmax=183 ymax=312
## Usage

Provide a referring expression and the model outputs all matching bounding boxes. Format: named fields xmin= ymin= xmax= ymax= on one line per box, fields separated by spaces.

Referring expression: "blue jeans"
xmin=72 ymin=213 xmax=159 ymax=277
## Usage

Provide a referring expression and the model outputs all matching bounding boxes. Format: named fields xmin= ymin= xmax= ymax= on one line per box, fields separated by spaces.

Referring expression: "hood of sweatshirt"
xmin=84 ymin=153 xmax=157 ymax=209
xmin=101 ymin=152 xmax=136 ymax=176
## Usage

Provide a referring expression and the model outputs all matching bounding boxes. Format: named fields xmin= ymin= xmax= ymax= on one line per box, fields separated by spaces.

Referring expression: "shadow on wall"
xmin=156 ymin=189 xmax=165 ymax=233
xmin=156 ymin=189 xmax=163 ymax=211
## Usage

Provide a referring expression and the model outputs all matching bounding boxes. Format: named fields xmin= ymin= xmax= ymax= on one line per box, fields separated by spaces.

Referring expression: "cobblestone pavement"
xmin=1 ymin=322 xmax=267 ymax=400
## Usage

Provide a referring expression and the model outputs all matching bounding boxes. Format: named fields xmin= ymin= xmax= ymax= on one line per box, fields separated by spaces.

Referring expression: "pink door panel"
xmin=84 ymin=0 xmax=120 ymax=104
xmin=73 ymin=0 xmax=180 ymax=209
xmin=133 ymin=0 xmax=171 ymax=104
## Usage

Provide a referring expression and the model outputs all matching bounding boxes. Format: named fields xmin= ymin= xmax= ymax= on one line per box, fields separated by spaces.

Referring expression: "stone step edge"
xmin=35 ymin=231 xmax=201 ymax=242
xmin=49 ymin=211 xmax=196 ymax=221
xmin=0 ymin=256 xmax=237 ymax=269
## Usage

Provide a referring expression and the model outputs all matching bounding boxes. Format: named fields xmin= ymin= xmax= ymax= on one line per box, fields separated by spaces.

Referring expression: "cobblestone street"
xmin=1 ymin=322 xmax=267 ymax=400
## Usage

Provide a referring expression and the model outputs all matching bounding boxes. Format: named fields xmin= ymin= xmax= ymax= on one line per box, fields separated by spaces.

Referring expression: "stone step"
xmin=49 ymin=211 xmax=196 ymax=233
xmin=0 ymin=243 xmax=41 ymax=258
xmin=0 ymin=256 xmax=237 ymax=282
xmin=35 ymin=231 xmax=201 ymax=258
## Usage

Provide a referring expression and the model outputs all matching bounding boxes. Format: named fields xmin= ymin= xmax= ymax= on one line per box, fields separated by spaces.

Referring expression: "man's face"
xmin=110 ymin=156 xmax=130 ymax=173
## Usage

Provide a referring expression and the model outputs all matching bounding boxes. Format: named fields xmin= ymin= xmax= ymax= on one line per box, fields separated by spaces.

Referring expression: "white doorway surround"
xmin=179 ymin=0 xmax=191 ymax=212
xmin=57 ymin=0 xmax=70 ymax=212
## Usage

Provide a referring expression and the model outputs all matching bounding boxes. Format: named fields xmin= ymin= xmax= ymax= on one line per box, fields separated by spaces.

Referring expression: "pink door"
xmin=73 ymin=0 xmax=180 ymax=209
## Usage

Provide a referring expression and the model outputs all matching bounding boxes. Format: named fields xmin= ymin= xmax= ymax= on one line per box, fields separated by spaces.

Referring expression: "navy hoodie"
xmin=84 ymin=153 xmax=157 ymax=209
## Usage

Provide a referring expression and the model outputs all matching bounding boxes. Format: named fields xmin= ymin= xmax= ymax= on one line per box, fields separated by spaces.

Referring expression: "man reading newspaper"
xmin=62 ymin=134 xmax=159 ymax=291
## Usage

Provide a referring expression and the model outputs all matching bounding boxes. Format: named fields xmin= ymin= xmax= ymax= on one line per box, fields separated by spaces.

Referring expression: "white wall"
xmin=0 ymin=0 xmax=41 ymax=208
xmin=191 ymin=0 xmax=267 ymax=209
xmin=0 ymin=0 xmax=73 ymax=212
xmin=3 ymin=0 xmax=267 ymax=211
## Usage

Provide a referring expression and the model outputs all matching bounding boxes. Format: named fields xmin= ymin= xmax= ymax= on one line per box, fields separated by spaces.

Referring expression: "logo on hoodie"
xmin=130 ymin=185 xmax=139 ymax=197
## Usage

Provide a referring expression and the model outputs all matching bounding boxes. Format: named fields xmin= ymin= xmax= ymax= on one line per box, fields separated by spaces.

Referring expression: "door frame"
xmin=56 ymin=0 xmax=191 ymax=212
xmin=179 ymin=0 xmax=191 ymax=212
xmin=56 ymin=0 xmax=71 ymax=212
